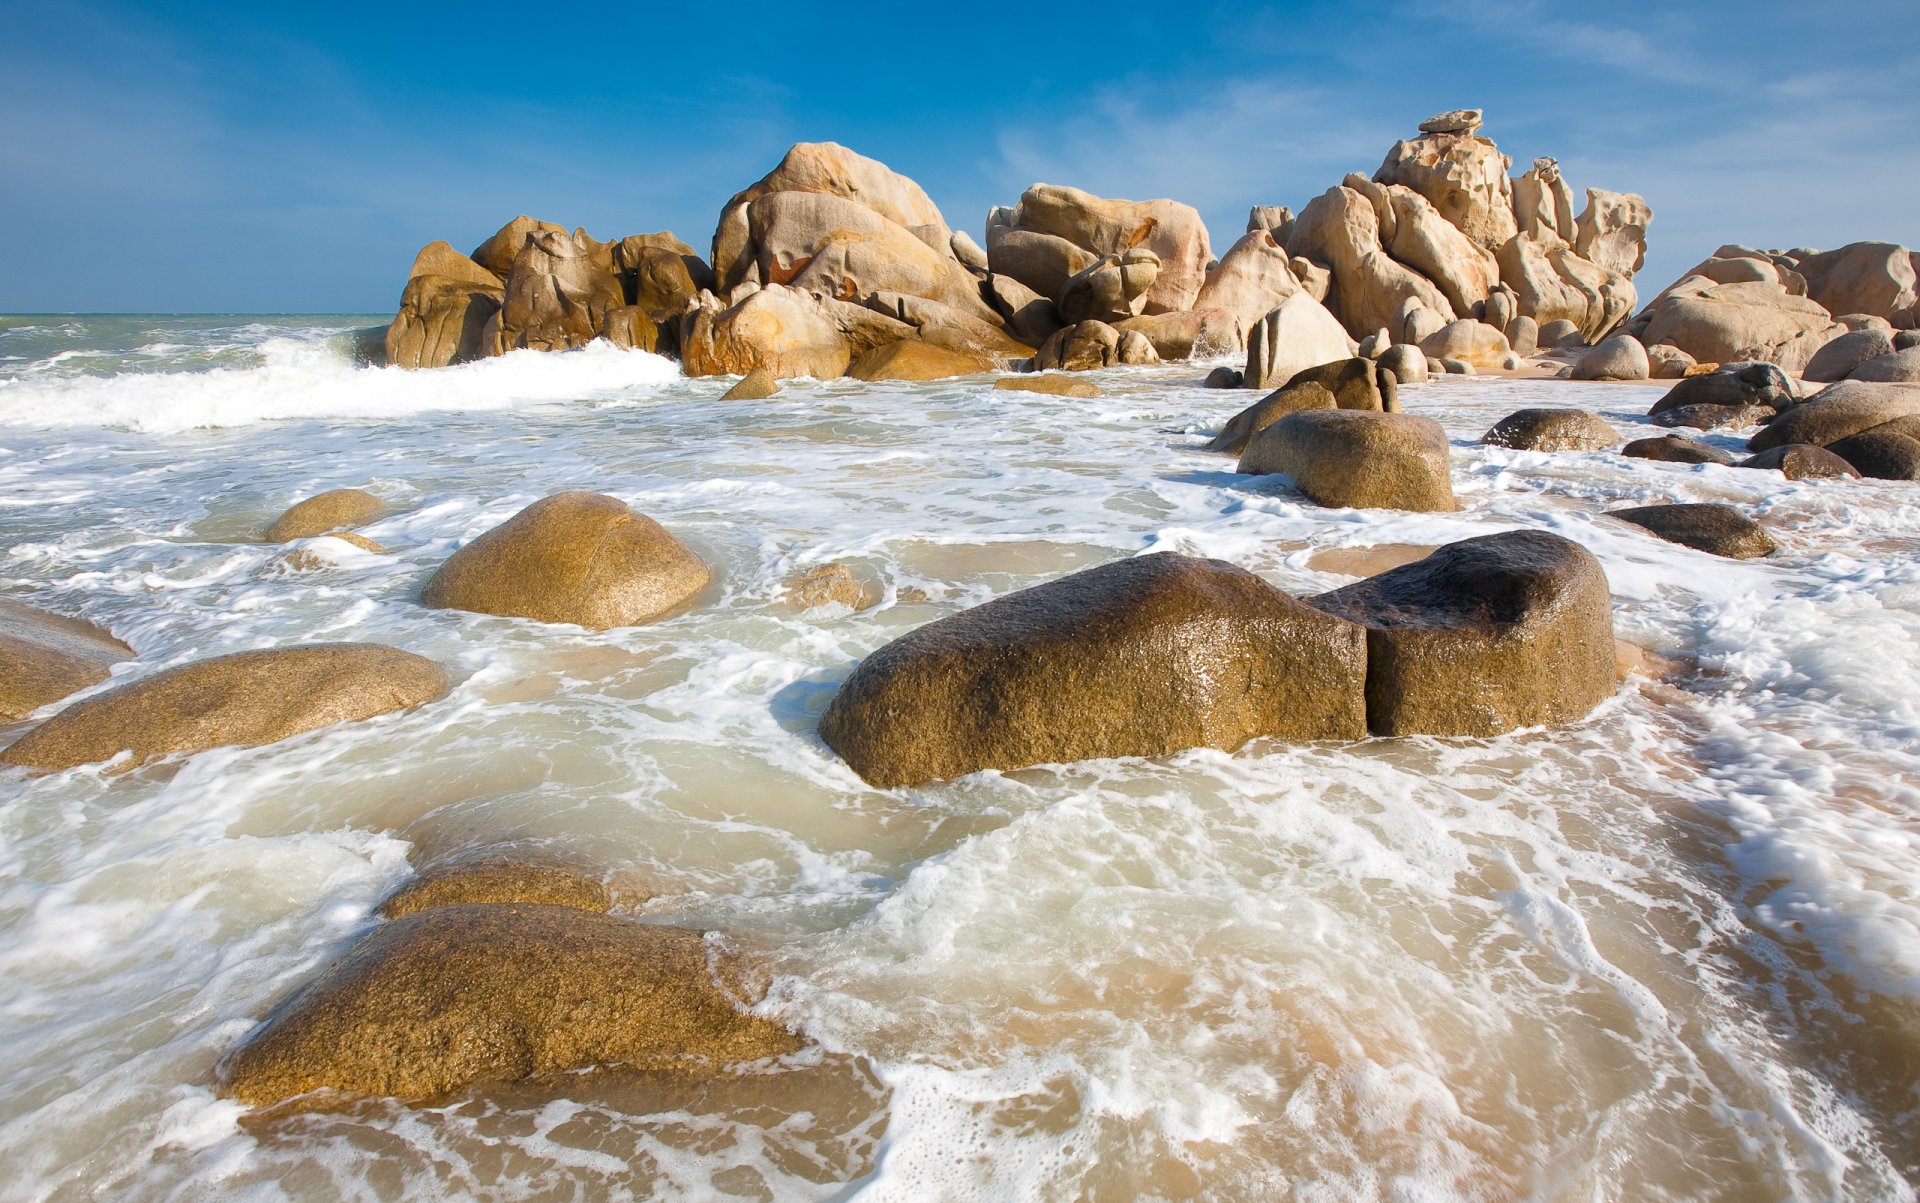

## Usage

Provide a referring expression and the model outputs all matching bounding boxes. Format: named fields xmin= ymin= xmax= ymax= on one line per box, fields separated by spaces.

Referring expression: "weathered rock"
xmin=1506 ymin=315 xmax=1540 ymax=357
xmin=1794 ymin=242 xmax=1918 ymax=327
xmin=1512 ymin=158 xmax=1577 ymax=245
xmin=1033 ymin=320 xmax=1121 ymax=372
xmin=1192 ymin=229 xmax=1302 ymax=330
xmin=1608 ymin=503 xmax=1778 ymax=559
xmin=1536 ymin=319 xmax=1583 ymax=349
xmin=847 ymin=340 xmax=995 ymax=381
xmin=1240 ymin=409 xmax=1455 ymax=512
xmin=1652 ymin=403 xmax=1775 ymax=432
xmin=1747 ymin=380 xmax=1920 ymax=450
xmin=1112 ymin=308 xmax=1243 ymax=361
xmin=1849 ymin=346 xmax=1920 ymax=383
xmin=993 ymin=184 xmax=1212 ymax=314
xmin=720 ymin=367 xmax=780 ymax=400
xmin=1645 ymin=343 xmax=1696 ymax=379
xmin=422 ymin=493 xmax=709 ymax=630
xmin=1648 ymin=361 xmax=1794 ymax=418
xmin=471 ymin=216 xmax=567 ymax=278
xmin=1377 ymin=343 xmax=1428 ymax=385
xmin=1115 ymin=329 xmax=1159 ymax=365
xmin=1572 ymin=334 xmax=1649 ymax=381
xmin=1737 ymin=444 xmax=1860 ymax=480
xmin=218 ymin=903 xmax=801 ymax=1106
xmin=0 ymin=600 xmax=134 ymax=722
xmin=984 ymin=225 xmax=1098 ymax=304
xmin=1573 ymin=189 xmax=1652 ymax=279
xmin=1622 ymin=435 xmax=1735 ymax=465
xmin=1053 ymin=246 xmax=1161 ymax=325
xmin=1288 ymin=185 xmax=1456 ymax=339
xmin=493 ymin=229 xmax=626 ymax=354
xmin=1381 ymin=185 xmax=1500 ymax=316
xmin=1310 ymin=530 xmax=1615 ymax=737
xmin=983 ymin=274 xmax=1063 ymax=347
xmin=385 ymin=274 xmax=504 ymax=369
xmin=1355 ymin=328 xmax=1389 ymax=359
xmin=680 ymin=285 xmax=908 ymax=379
xmin=264 ymin=489 xmax=386 ymax=543
xmin=405 ymin=241 xmax=502 ymax=290
xmin=1636 ymin=278 xmax=1840 ymax=373
xmin=380 ymin=852 xmax=613 ymax=919
xmin=1417 ymin=320 xmax=1510 ymax=371
xmin=1495 ymin=234 xmax=1635 ymax=343
xmin=0 ymin=644 xmax=446 ymax=773
xmin=787 ymin=563 xmax=875 ymax=610
xmin=1399 ymin=298 xmax=1448 ymax=347
xmin=995 ymin=373 xmax=1100 ymax=398
xmin=1242 ymin=292 xmax=1357 ymax=388
xmin=1417 ymin=109 xmax=1482 ymax=135
xmin=1482 ymin=408 xmax=1618 ymax=451
xmin=816 ymin=553 xmax=1369 ymax=787
xmin=950 ymin=230 xmax=989 ymax=272
xmin=1209 ymin=358 xmax=1398 ymax=455
xmin=1247 ymin=205 xmax=1293 ymax=234
xmin=1484 ymin=287 xmax=1516 ymax=334
xmin=606 ymin=232 xmax=715 ymax=355
xmin=1373 ymin=124 xmax=1516 ymax=252
xmin=1803 ymin=328 xmax=1896 ymax=383
xmin=1827 ymin=429 xmax=1920 ymax=480
xmin=1204 ymin=366 xmax=1243 ymax=389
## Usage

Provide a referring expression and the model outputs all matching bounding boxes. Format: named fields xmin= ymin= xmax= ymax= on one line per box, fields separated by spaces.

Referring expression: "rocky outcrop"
xmin=1208 ymin=358 xmax=1398 ymax=455
xmin=1239 ymin=410 xmax=1456 ymax=512
xmin=0 ymin=600 xmax=134 ymax=722
xmin=988 ymin=185 xmax=1212 ymax=316
xmin=1310 ymin=530 xmax=1615 ymax=736
xmin=1648 ymin=362 xmax=1795 ymax=421
xmin=422 ymin=492 xmax=710 ymax=629
xmin=0 ymin=644 xmax=446 ymax=773
xmin=1482 ymin=408 xmax=1618 ymax=451
xmin=720 ymin=367 xmax=780 ymax=400
xmin=385 ymin=241 xmax=505 ymax=370
xmin=1033 ymin=320 xmax=1124 ymax=371
xmin=493 ymin=228 xmax=629 ymax=354
xmin=218 ymin=903 xmax=800 ymax=1106
xmin=1242 ymin=292 xmax=1357 ymax=388
xmin=1801 ymin=328 xmax=1894 ymax=383
xmin=1288 ymin=183 xmax=1457 ymax=339
xmin=471 ymin=217 xmax=566 ymax=277
xmin=379 ymin=850 xmax=613 ymax=919
xmin=264 ymin=489 xmax=386 ymax=542
xmin=846 ymin=340 xmax=996 ymax=381
xmin=1609 ymin=503 xmax=1778 ymax=559
xmin=817 ymin=553 xmax=1369 ymax=786
xmin=1794 ymin=242 xmax=1918 ymax=328
xmin=1631 ymin=276 xmax=1841 ymax=374
xmin=679 ymin=285 xmax=909 ymax=379
xmin=1747 ymin=381 xmax=1920 ymax=451
xmin=1191 ymin=229 xmax=1301 ymax=328
xmin=1374 ymin=113 xmax=1517 ymax=252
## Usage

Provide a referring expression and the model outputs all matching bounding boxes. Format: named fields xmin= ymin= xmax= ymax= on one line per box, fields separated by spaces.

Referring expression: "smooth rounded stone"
xmin=1505 ymin=315 xmax=1539 ymax=357
xmin=1418 ymin=319 xmax=1511 ymax=370
xmin=1240 ymin=410 xmax=1455 ymax=512
xmin=1208 ymin=358 xmax=1398 ymax=455
xmin=786 ymin=563 xmax=875 ymax=611
xmin=1747 ymin=380 xmax=1920 ymax=451
xmin=1737 ymin=444 xmax=1861 ymax=480
xmin=218 ymin=903 xmax=801 ymax=1106
xmin=1033 ymin=320 xmax=1121 ymax=372
xmin=847 ymin=340 xmax=995 ymax=382
xmin=276 ymin=532 xmax=390 ymax=572
xmin=1484 ymin=289 xmax=1515 ymax=335
xmin=1241 ymin=292 xmax=1355 ymax=389
xmin=1309 ymin=530 xmax=1616 ymax=737
xmin=1356 ymin=328 xmax=1390 ymax=359
xmin=1848 ymin=346 xmax=1920 ymax=383
xmin=1115 ymin=329 xmax=1160 ymax=365
xmin=0 ymin=644 xmax=447 ymax=773
xmin=1608 ymin=503 xmax=1778 ymax=559
xmin=1439 ymin=358 xmax=1475 ymax=375
xmin=379 ymin=852 xmax=614 ymax=919
xmin=1621 ymin=435 xmax=1735 ymax=465
xmin=1827 ymin=429 xmax=1920 ymax=480
xmin=1572 ymin=334 xmax=1650 ymax=381
xmin=1203 ymin=366 xmax=1243 ymax=389
xmin=1898 ymin=330 xmax=1920 ymax=351
xmin=264 ymin=489 xmax=386 ymax=542
xmin=1837 ymin=314 xmax=1894 ymax=332
xmin=994 ymin=374 xmax=1100 ymax=398
xmin=1803 ymin=328 xmax=1896 ymax=383
xmin=816 ymin=553 xmax=1369 ymax=787
xmin=1481 ymin=408 xmax=1619 ymax=451
xmin=719 ymin=367 xmax=779 ymax=400
xmin=1537 ymin=319 xmax=1583 ymax=349
xmin=422 ymin=492 xmax=710 ymax=630
xmin=0 ymin=600 xmax=135 ymax=722
xmin=1645 ymin=343 xmax=1697 ymax=379
xmin=1647 ymin=361 xmax=1794 ymax=418
xmin=1376 ymin=343 xmax=1427 ymax=385
xmin=1652 ymin=403 xmax=1776 ymax=431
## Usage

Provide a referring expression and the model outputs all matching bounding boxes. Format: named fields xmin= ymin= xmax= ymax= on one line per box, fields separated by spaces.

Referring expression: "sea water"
xmin=0 ymin=315 xmax=1915 ymax=1201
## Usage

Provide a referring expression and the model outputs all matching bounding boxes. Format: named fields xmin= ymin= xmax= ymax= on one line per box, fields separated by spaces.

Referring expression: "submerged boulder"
xmin=264 ymin=489 xmax=386 ymax=543
xmin=385 ymin=270 xmax=505 ymax=370
xmin=817 ymin=553 xmax=1369 ymax=787
xmin=422 ymin=492 xmax=710 ymax=630
xmin=1240 ymin=410 xmax=1455 ymax=512
xmin=1482 ymin=408 xmax=1618 ymax=451
xmin=1622 ymin=434 xmax=1735 ymax=465
xmin=219 ymin=903 xmax=801 ymax=1106
xmin=1737 ymin=444 xmax=1860 ymax=480
xmin=1310 ymin=530 xmax=1615 ymax=737
xmin=0 ymin=600 xmax=135 ymax=722
xmin=379 ymin=850 xmax=614 ymax=919
xmin=846 ymin=340 xmax=996 ymax=381
xmin=1648 ymin=361 xmax=1795 ymax=418
xmin=0 ymin=644 xmax=446 ymax=772
xmin=1608 ymin=503 xmax=1778 ymax=559
xmin=995 ymin=373 xmax=1100 ymax=398
xmin=719 ymin=367 xmax=780 ymax=400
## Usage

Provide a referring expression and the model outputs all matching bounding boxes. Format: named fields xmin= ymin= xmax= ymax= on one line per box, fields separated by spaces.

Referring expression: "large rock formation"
xmin=1241 ymin=292 xmax=1357 ymax=388
xmin=1238 ymin=410 xmax=1456 ymax=512
xmin=0 ymin=600 xmax=134 ymax=722
xmin=0 ymin=644 xmax=446 ymax=773
xmin=219 ymin=903 xmax=800 ymax=1106
xmin=384 ymin=241 xmax=505 ymax=370
xmin=1310 ymin=531 xmax=1615 ymax=736
xmin=1208 ymin=358 xmax=1398 ymax=455
xmin=423 ymin=492 xmax=710 ymax=630
xmin=1632 ymin=276 xmax=1841 ymax=374
xmin=1747 ymin=380 xmax=1920 ymax=451
xmin=817 ymin=553 xmax=1369 ymax=787
xmin=988 ymin=185 xmax=1212 ymax=316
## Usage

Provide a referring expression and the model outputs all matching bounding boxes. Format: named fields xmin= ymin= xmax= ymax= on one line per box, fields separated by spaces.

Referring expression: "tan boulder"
xmin=218 ymin=903 xmax=801 ymax=1106
xmin=1572 ymin=333 xmax=1650 ymax=381
xmin=1056 ymin=248 xmax=1161 ymax=325
xmin=1377 ymin=342 xmax=1428 ymax=385
xmin=264 ymin=489 xmax=385 ymax=542
xmin=847 ymin=340 xmax=996 ymax=381
xmin=787 ymin=563 xmax=876 ymax=611
xmin=1373 ymin=124 xmax=1518 ymax=252
xmin=406 ymin=241 xmax=502 ymax=290
xmin=1804 ymin=328 xmax=1897 ymax=382
xmin=471 ymin=216 xmax=568 ymax=277
xmin=1383 ymin=185 xmax=1500 ymax=316
xmin=1496 ymin=235 xmax=1635 ymax=343
xmin=1208 ymin=358 xmax=1398 ymax=454
xmin=1646 ymin=343 xmax=1696 ymax=379
xmin=1192 ymin=229 xmax=1302 ymax=329
xmin=984 ymin=224 xmax=1098 ymax=304
xmin=1794 ymin=242 xmax=1918 ymax=326
xmin=1609 ymin=503 xmax=1778 ymax=559
xmin=1239 ymin=409 xmax=1455 ymax=512
xmin=1737 ymin=444 xmax=1859 ymax=479
xmin=0 ymin=600 xmax=134 ymax=722
xmin=1242 ymin=292 xmax=1358 ymax=389
xmin=1033 ymin=320 xmax=1121 ymax=372
xmin=495 ymin=229 xmax=627 ymax=354
xmin=0 ymin=644 xmax=446 ymax=773
xmin=997 ymin=184 xmax=1212 ymax=314
xmin=1113 ymin=309 xmax=1244 ymax=361
xmin=679 ymin=285 xmax=910 ymax=379
xmin=1418 ymin=319 xmax=1511 ymax=370
xmin=817 ymin=553 xmax=1368 ymax=787
xmin=995 ymin=373 xmax=1100 ymax=398
xmin=1287 ymin=185 xmax=1457 ymax=338
xmin=384 ymin=274 xmax=504 ymax=369
xmin=1310 ymin=530 xmax=1615 ymax=737
xmin=1850 ymin=346 xmax=1920 ymax=383
xmin=1482 ymin=408 xmax=1619 ymax=451
xmin=380 ymin=851 xmax=614 ymax=919
xmin=1747 ymin=380 xmax=1920 ymax=451
xmin=983 ymin=273 xmax=1064 ymax=347
xmin=1828 ymin=427 xmax=1920 ymax=479
xmin=1636 ymin=278 xmax=1840 ymax=373
xmin=854 ymin=291 xmax=1031 ymax=357
xmin=720 ymin=367 xmax=780 ymax=400
xmin=1512 ymin=158 xmax=1577 ymax=245
xmin=422 ymin=492 xmax=709 ymax=630
xmin=1573 ymin=188 xmax=1652 ymax=279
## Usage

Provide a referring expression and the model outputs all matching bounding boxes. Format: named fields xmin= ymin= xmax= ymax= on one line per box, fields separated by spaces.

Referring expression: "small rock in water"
xmin=1202 ymin=366 xmax=1243 ymax=389
xmin=380 ymin=848 xmax=616 ymax=918
xmin=1240 ymin=409 xmax=1456 ymax=512
xmin=1608 ymin=503 xmax=1778 ymax=559
xmin=995 ymin=373 xmax=1101 ymax=398
xmin=1481 ymin=408 xmax=1618 ymax=451
xmin=787 ymin=563 xmax=875 ymax=611
xmin=720 ymin=367 xmax=780 ymax=400
xmin=1652 ymin=403 xmax=1776 ymax=431
xmin=1827 ymin=429 xmax=1920 ymax=479
xmin=0 ymin=600 xmax=135 ymax=722
xmin=1621 ymin=435 xmax=1735 ymax=465
xmin=264 ymin=489 xmax=386 ymax=542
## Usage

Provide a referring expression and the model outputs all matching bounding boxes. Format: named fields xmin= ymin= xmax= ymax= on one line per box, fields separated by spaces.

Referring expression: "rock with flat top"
xmin=380 ymin=850 xmax=614 ymax=919
xmin=847 ymin=340 xmax=995 ymax=381
xmin=996 ymin=373 xmax=1101 ymax=398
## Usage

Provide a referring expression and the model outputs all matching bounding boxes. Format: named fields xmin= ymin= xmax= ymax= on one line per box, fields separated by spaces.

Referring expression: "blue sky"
xmin=4 ymin=0 xmax=1915 ymax=313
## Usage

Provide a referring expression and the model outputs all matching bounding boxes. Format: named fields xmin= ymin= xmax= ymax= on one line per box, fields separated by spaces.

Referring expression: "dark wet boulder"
xmin=817 ymin=553 xmax=1369 ymax=787
xmin=1240 ymin=410 xmax=1455 ymax=512
xmin=1481 ymin=408 xmax=1619 ymax=451
xmin=1803 ymin=328 xmax=1896 ymax=383
xmin=1203 ymin=366 xmax=1243 ymax=389
xmin=0 ymin=600 xmax=135 ymax=722
xmin=422 ymin=492 xmax=710 ymax=630
xmin=1651 ymin=403 xmax=1775 ymax=432
xmin=1621 ymin=435 xmax=1735 ymax=465
xmin=1827 ymin=429 xmax=1920 ymax=480
xmin=1647 ymin=361 xmax=1795 ymax=418
xmin=1608 ymin=503 xmax=1778 ymax=558
xmin=1309 ymin=530 xmax=1615 ymax=737
xmin=218 ymin=903 xmax=800 ymax=1106
xmin=1747 ymin=380 xmax=1920 ymax=451
xmin=0 ymin=644 xmax=446 ymax=773
xmin=1208 ymin=358 xmax=1397 ymax=454
xmin=1736 ymin=444 xmax=1860 ymax=480
xmin=1848 ymin=346 xmax=1920 ymax=384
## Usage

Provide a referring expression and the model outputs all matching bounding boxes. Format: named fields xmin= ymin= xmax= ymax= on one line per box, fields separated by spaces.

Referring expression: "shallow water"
xmin=0 ymin=315 xmax=1916 ymax=1201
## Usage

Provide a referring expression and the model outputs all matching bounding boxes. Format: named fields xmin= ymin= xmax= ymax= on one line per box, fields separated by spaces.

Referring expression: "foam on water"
xmin=0 ymin=316 xmax=1917 ymax=1200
